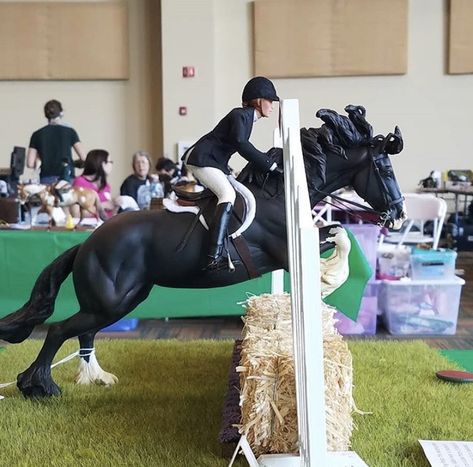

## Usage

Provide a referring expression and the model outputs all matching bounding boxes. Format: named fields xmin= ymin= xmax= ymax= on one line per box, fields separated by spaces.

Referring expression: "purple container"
xmin=335 ymin=281 xmax=378 ymax=335
xmin=345 ymin=224 xmax=381 ymax=281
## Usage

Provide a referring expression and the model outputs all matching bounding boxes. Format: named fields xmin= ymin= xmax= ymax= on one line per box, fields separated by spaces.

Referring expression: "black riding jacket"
xmin=185 ymin=107 xmax=273 ymax=175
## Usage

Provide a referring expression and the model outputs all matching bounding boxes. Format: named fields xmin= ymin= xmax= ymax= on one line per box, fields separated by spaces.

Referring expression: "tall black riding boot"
xmin=205 ymin=202 xmax=233 ymax=270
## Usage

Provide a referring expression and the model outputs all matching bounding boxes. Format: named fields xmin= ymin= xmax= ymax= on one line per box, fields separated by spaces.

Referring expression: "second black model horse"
xmin=0 ymin=105 xmax=405 ymax=398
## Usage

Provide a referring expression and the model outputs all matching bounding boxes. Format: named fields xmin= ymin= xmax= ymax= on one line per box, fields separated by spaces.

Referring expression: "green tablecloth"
xmin=0 ymin=230 xmax=272 ymax=322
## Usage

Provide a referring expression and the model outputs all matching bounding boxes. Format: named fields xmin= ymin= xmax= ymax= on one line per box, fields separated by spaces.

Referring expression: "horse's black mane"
xmin=238 ymin=104 xmax=373 ymax=191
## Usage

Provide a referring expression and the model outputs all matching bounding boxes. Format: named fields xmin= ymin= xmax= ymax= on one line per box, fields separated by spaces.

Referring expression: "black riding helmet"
xmin=242 ymin=77 xmax=279 ymax=103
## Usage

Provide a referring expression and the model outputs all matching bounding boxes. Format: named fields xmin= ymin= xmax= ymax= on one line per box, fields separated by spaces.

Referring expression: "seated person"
xmin=72 ymin=149 xmax=114 ymax=218
xmin=120 ymin=151 xmax=159 ymax=203
xmin=155 ymin=157 xmax=190 ymax=196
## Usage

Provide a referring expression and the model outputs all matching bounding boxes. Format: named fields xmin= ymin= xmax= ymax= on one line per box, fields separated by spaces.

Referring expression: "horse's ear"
xmin=385 ymin=126 xmax=403 ymax=155
xmin=345 ymin=104 xmax=372 ymax=139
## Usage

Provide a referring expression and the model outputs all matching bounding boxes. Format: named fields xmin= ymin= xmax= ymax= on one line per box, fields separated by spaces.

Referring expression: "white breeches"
xmin=186 ymin=165 xmax=236 ymax=205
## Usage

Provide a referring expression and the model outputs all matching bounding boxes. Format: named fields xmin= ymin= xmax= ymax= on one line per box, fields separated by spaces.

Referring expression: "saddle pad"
xmin=162 ymin=176 xmax=256 ymax=237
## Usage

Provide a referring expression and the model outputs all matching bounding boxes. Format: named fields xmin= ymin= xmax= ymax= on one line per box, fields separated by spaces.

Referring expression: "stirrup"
xmin=203 ymin=253 xmax=240 ymax=272
xmin=204 ymin=255 xmax=227 ymax=271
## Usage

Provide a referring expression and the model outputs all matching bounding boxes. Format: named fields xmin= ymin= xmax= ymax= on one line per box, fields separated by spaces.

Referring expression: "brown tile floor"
xmin=29 ymin=252 xmax=473 ymax=350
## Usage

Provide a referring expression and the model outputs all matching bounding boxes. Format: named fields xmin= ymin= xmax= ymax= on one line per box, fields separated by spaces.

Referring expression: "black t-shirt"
xmin=120 ymin=174 xmax=149 ymax=202
xmin=29 ymin=124 xmax=80 ymax=177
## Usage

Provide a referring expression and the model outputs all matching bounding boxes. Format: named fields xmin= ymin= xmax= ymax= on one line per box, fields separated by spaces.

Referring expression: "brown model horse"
xmin=17 ymin=182 xmax=107 ymax=226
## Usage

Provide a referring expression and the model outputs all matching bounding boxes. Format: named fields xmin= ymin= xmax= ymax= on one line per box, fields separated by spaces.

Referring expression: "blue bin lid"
xmin=411 ymin=248 xmax=457 ymax=261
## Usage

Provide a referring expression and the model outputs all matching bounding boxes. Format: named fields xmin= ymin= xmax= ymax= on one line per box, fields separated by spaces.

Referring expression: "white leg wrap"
xmin=75 ymin=353 xmax=118 ymax=386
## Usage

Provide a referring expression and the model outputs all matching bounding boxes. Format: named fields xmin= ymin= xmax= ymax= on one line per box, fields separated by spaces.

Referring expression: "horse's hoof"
xmin=20 ymin=383 xmax=61 ymax=399
xmin=76 ymin=371 xmax=118 ymax=386
xmin=75 ymin=356 xmax=119 ymax=386
xmin=17 ymin=367 xmax=61 ymax=398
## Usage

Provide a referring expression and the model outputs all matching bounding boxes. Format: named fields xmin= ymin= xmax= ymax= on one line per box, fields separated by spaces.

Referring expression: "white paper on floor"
xmin=326 ymin=450 xmax=368 ymax=466
xmin=420 ymin=440 xmax=473 ymax=467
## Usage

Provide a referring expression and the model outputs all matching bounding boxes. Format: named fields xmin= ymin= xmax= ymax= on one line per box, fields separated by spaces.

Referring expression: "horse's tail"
xmin=0 ymin=245 xmax=80 ymax=343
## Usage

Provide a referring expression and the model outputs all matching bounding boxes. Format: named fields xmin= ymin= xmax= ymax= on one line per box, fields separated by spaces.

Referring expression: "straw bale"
xmin=237 ymin=293 xmax=353 ymax=456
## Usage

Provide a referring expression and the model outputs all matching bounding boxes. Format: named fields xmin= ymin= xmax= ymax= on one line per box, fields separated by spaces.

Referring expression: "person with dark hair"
xmin=155 ymin=157 xmax=184 ymax=196
xmin=72 ymin=149 xmax=114 ymax=218
xmin=26 ymin=99 xmax=86 ymax=184
xmin=156 ymin=157 xmax=178 ymax=177
xmin=183 ymin=76 xmax=280 ymax=270
xmin=120 ymin=151 xmax=158 ymax=204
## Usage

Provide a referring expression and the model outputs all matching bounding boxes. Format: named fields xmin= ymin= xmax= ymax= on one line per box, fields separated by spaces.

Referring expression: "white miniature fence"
xmin=231 ymin=99 xmax=326 ymax=466
xmin=231 ymin=100 xmax=366 ymax=466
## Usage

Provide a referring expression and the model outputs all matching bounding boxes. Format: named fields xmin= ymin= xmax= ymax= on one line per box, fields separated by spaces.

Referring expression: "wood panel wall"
xmin=0 ymin=2 xmax=129 ymax=80
xmin=254 ymin=0 xmax=408 ymax=78
xmin=449 ymin=0 xmax=473 ymax=74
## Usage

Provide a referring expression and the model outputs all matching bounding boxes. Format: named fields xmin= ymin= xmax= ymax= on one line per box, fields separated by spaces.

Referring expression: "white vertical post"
xmin=282 ymin=99 xmax=327 ymax=466
xmin=271 ymin=127 xmax=286 ymax=296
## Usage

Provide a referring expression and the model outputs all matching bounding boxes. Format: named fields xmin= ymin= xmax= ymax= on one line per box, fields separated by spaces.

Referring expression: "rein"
xmin=244 ymin=130 xmax=404 ymax=227
xmin=260 ymin=171 xmax=284 ymax=199
xmin=314 ymin=188 xmax=386 ymax=226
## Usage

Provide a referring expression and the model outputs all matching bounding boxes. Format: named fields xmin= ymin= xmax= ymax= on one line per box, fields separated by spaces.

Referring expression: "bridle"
xmin=368 ymin=153 xmax=404 ymax=226
xmin=251 ymin=133 xmax=404 ymax=227
xmin=315 ymin=134 xmax=404 ymax=227
xmin=369 ymin=134 xmax=405 ymax=223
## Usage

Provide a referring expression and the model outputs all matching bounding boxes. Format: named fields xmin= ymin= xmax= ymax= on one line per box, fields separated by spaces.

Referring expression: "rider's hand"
xmin=266 ymin=147 xmax=283 ymax=173
xmin=267 ymin=147 xmax=283 ymax=162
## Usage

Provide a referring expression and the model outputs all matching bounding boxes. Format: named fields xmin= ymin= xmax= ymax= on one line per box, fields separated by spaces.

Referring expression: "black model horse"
xmin=0 ymin=105 xmax=405 ymax=398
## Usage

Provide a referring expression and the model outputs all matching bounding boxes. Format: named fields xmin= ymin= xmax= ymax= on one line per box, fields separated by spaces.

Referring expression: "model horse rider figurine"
xmin=183 ymin=76 xmax=281 ymax=270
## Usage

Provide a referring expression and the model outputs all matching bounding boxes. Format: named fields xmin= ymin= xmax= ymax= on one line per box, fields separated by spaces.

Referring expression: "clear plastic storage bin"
xmin=410 ymin=248 xmax=457 ymax=280
xmin=379 ymin=276 xmax=464 ymax=335
xmin=335 ymin=281 xmax=379 ymax=335
xmin=345 ymin=224 xmax=380 ymax=281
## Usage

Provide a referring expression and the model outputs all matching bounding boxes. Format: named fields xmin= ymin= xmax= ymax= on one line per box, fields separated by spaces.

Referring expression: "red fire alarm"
xmin=182 ymin=66 xmax=195 ymax=78
xmin=179 ymin=106 xmax=187 ymax=116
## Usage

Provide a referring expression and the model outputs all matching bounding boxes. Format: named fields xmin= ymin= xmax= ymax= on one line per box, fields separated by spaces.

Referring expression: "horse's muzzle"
xmin=390 ymin=213 xmax=406 ymax=230
xmin=378 ymin=209 xmax=406 ymax=230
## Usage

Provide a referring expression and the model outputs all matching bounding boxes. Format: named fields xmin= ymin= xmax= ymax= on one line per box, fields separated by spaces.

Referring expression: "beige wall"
xmin=161 ymin=0 xmax=216 ymax=160
xmin=162 ymin=0 xmax=473 ymax=192
xmin=1 ymin=0 xmax=472 ymax=194
xmin=0 ymin=0 xmax=162 ymax=195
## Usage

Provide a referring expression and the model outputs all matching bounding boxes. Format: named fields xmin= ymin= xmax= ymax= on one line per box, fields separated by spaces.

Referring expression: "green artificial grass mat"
xmin=440 ymin=349 xmax=473 ymax=372
xmin=0 ymin=340 xmax=472 ymax=466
